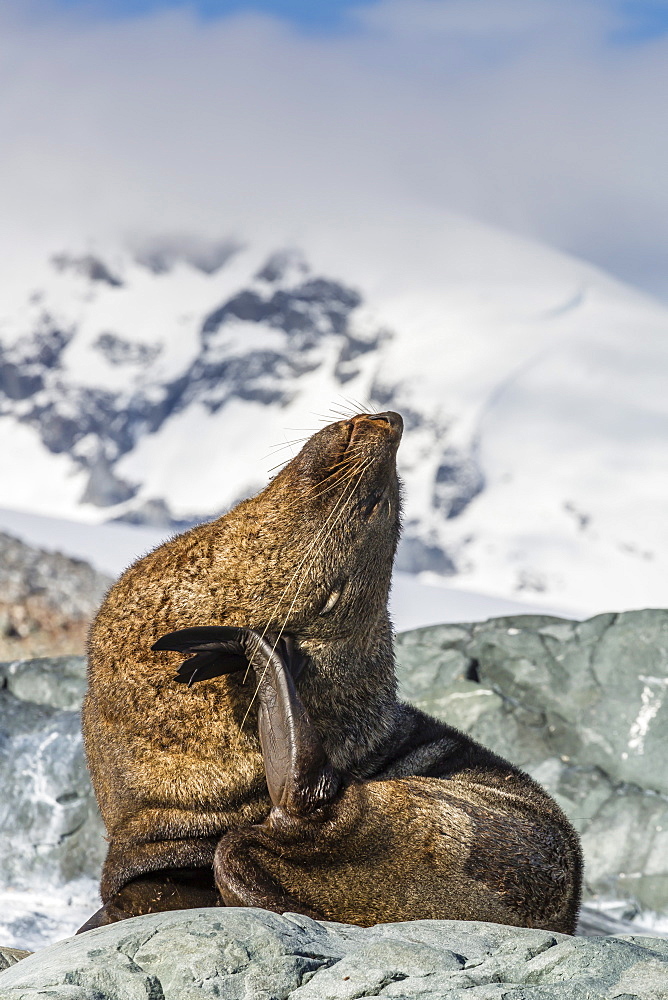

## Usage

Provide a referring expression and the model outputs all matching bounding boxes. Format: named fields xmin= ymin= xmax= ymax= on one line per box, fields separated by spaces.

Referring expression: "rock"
xmin=0 ymin=908 xmax=667 ymax=999
xmin=0 ymin=681 xmax=105 ymax=888
xmin=394 ymin=535 xmax=457 ymax=575
xmin=0 ymin=532 xmax=112 ymax=660
xmin=1 ymin=655 xmax=87 ymax=710
xmin=0 ymin=948 xmax=31 ymax=972
xmin=396 ymin=610 xmax=668 ymax=927
xmin=0 ymin=655 xmax=105 ymax=948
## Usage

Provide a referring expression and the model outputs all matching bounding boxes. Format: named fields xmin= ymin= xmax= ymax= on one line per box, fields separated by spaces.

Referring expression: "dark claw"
xmin=174 ymin=650 xmax=249 ymax=686
xmin=152 ymin=626 xmax=310 ymax=688
xmin=152 ymin=626 xmax=249 ymax=685
xmin=151 ymin=626 xmax=245 ymax=653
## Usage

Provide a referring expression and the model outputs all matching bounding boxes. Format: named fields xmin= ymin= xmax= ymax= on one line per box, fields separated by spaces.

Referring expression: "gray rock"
xmin=2 ymin=656 xmax=87 ymax=711
xmin=396 ymin=611 xmax=668 ymax=926
xmin=0 ymin=655 xmax=103 ymax=914
xmin=0 ymin=532 xmax=111 ymax=661
xmin=394 ymin=535 xmax=457 ymax=575
xmin=3 ymin=611 xmax=668 ymax=952
xmin=79 ymin=454 xmax=138 ymax=508
xmin=1 ymin=909 xmax=667 ymax=999
xmin=0 ymin=534 xmax=110 ymax=623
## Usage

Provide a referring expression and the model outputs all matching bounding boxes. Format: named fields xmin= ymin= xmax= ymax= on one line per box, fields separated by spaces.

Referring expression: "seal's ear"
xmin=151 ymin=626 xmax=248 ymax=687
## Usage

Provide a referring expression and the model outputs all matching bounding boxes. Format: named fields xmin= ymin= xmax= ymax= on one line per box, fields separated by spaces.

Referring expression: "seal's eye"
xmin=361 ymin=490 xmax=385 ymax=518
xmin=319 ymin=584 xmax=343 ymax=616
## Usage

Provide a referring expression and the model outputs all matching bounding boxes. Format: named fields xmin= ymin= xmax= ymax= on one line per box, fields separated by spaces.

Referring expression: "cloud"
xmin=2 ymin=0 xmax=668 ymax=295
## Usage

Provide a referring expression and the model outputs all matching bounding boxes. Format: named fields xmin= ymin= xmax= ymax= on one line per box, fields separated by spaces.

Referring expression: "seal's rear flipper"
xmin=152 ymin=626 xmax=248 ymax=685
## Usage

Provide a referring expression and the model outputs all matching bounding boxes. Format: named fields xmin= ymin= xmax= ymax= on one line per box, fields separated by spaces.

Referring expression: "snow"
xmin=447 ymin=286 xmax=668 ymax=613
xmin=0 ymin=506 xmax=166 ymax=577
xmin=0 ymin=880 xmax=100 ymax=953
xmin=116 ymin=399 xmax=279 ymax=518
xmin=0 ymin=421 xmax=86 ymax=517
xmin=389 ymin=571 xmax=579 ymax=630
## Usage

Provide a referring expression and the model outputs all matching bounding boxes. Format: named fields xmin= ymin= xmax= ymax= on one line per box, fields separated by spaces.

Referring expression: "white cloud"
xmin=2 ymin=0 xmax=668 ymax=295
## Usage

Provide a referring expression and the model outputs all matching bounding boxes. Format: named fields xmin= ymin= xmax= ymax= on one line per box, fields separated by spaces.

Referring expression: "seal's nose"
xmin=353 ymin=411 xmax=403 ymax=441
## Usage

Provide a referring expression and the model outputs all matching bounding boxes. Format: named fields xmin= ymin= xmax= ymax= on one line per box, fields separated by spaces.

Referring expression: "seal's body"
xmin=82 ymin=411 xmax=581 ymax=932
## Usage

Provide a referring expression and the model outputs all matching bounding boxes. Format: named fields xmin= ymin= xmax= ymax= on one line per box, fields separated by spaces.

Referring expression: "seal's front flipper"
xmin=240 ymin=631 xmax=341 ymax=816
xmin=152 ymin=626 xmax=248 ymax=685
xmin=153 ymin=624 xmax=341 ymax=812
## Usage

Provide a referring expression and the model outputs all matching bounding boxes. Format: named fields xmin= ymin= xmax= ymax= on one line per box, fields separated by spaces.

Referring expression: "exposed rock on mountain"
xmin=0 ymin=947 xmax=29 ymax=973
xmin=0 ymin=532 xmax=112 ymax=659
xmin=0 ymin=248 xmax=401 ymax=521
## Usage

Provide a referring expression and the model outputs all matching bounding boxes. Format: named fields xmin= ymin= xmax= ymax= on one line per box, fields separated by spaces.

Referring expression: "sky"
xmin=47 ymin=0 xmax=370 ymax=31
xmin=44 ymin=1 xmax=668 ymax=39
xmin=3 ymin=0 xmax=668 ymax=297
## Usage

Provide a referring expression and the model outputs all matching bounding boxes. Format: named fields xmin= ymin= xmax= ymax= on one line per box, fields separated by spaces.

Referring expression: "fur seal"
xmin=81 ymin=410 xmax=582 ymax=933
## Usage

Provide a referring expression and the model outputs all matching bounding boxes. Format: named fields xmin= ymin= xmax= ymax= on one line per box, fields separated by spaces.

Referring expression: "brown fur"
xmin=83 ymin=410 xmax=581 ymax=931
xmin=216 ymin=770 xmax=577 ymax=930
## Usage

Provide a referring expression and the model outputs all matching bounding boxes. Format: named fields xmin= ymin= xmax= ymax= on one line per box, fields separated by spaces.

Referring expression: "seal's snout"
xmin=351 ymin=411 xmax=403 ymax=442
xmin=289 ymin=409 xmax=403 ymax=491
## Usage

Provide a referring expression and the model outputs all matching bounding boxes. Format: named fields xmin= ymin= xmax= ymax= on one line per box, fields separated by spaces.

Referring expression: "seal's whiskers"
xmin=270 ymin=459 xmax=372 ymax=640
xmin=278 ymin=452 xmax=366 ymax=512
xmin=236 ymin=460 xmax=372 ymax=739
xmin=341 ymin=394 xmax=375 ymax=416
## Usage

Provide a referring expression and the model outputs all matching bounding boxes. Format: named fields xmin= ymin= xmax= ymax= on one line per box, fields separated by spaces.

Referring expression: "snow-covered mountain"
xmin=0 ymin=215 xmax=666 ymax=616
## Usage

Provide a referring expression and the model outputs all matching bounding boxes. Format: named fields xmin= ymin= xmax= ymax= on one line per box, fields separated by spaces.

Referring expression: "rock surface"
xmin=0 ymin=532 xmax=112 ymax=660
xmin=395 ymin=610 xmax=668 ymax=927
xmin=1 ymin=908 xmax=668 ymax=999
xmin=0 ymin=654 xmax=104 ymax=948
xmin=0 ymin=654 xmax=103 ymax=887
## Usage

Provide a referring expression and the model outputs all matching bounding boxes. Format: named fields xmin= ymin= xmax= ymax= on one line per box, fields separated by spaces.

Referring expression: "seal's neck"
xmin=298 ymin=615 xmax=398 ymax=775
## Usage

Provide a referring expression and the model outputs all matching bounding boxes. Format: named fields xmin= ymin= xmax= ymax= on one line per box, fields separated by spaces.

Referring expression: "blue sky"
xmin=50 ymin=0 xmax=374 ymax=31
xmin=45 ymin=0 xmax=668 ymax=39
xmin=615 ymin=1 xmax=668 ymax=41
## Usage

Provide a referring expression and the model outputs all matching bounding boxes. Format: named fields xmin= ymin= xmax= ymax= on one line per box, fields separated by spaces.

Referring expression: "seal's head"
xmin=219 ymin=411 xmax=403 ymax=644
xmin=91 ymin=410 xmax=406 ymax=781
